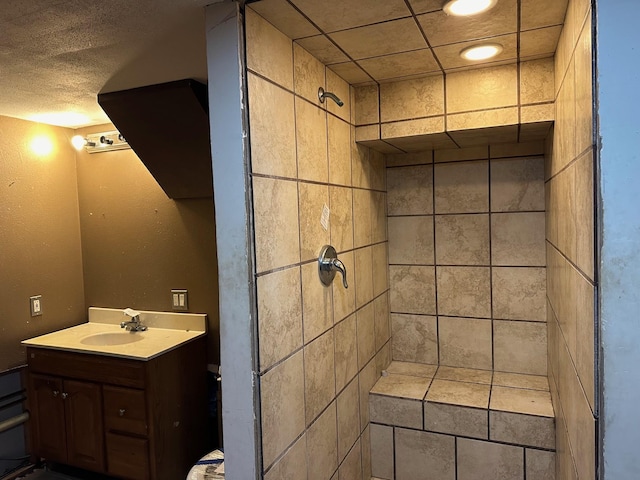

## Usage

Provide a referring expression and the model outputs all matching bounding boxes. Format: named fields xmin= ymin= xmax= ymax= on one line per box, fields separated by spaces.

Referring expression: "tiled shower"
xmin=224 ymin=0 xmax=597 ymax=478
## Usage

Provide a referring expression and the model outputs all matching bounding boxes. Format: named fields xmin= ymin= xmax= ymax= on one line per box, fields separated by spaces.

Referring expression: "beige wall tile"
xmin=388 ymin=216 xmax=434 ymax=265
xmin=526 ymin=449 xmax=555 ymax=480
xmin=435 ymin=366 xmax=492 ymax=384
xmin=294 ymin=44 xmax=325 ymax=106
xmin=491 ymin=141 xmax=544 ymax=158
xmin=489 ymin=411 xmax=555 ymax=449
xmin=246 ymin=8 xmax=293 ymax=89
xmin=521 ymin=103 xmax=555 ymax=123
xmin=248 ymin=0 xmax=319 ymax=40
xmin=296 ymin=98 xmax=328 ymax=182
xmin=370 ymin=423 xmax=393 ymax=480
xmin=361 ymin=425 xmax=372 ymax=480
xmin=339 ymin=438 xmax=362 ymax=480
xmin=357 ymin=302 xmax=376 ymax=369
xmin=333 ymin=251 xmax=356 ymax=322
xmin=335 ymin=314 xmax=358 ymax=392
xmin=438 ymin=317 xmax=492 ymax=370
xmin=447 ymin=107 xmax=518 ymax=131
xmin=355 ymin=125 xmax=379 ymax=143
xmin=391 ymin=313 xmax=438 ymax=364
xmin=337 ymin=378 xmax=360 ymax=462
xmin=381 ymin=117 xmax=445 ymax=139
xmin=446 ymin=65 xmax=518 ymax=113
xmin=553 ymin=57 xmax=577 ymax=175
xmin=372 ymin=191 xmax=388 ymax=244
xmin=491 ymin=213 xmax=546 ymax=266
xmin=490 ymin=157 xmax=545 ymax=212
xmin=493 ymin=267 xmax=546 ymax=321
xmin=436 ymin=267 xmax=491 ymax=318
xmin=387 ymin=165 xmax=434 ymax=215
xmin=330 ymin=62 xmax=371 ymax=85
xmin=424 ymin=403 xmax=488 ymax=439
xmin=521 ymin=26 xmax=562 ymax=59
xmin=301 ymin=261 xmax=333 ymax=344
xmin=386 ymin=151 xmax=433 ymax=167
xmin=380 ymin=75 xmax=444 ymax=123
xmin=253 ymin=177 xmax=300 ymax=272
xmin=299 ymin=182 xmax=330 ymax=262
xmin=574 ymin=16 xmax=593 ymax=157
xmin=353 ymin=188 xmax=372 ymax=248
xmin=490 ymin=386 xmax=553 ymax=417
xmin=264 ymin=434 xmax=308 ymax=480
xmin=326 ymin=69 xmax=351 ymax=122
xmin=374 ymin=292 xmax=391 ymax=351
xmin=521 ymin=0 xmax=568 ymax=30
xmin=426 ymin=379 xmax=490 ymax=409
xmin=248 ymin=73 xmax=297 ymax=178
xmin=435 ymin=214 xmax=490 ymax=265
xmin=328 ymin=116 xmax=352 ymax=187
xmin=355 ymin=247 xmax=374 ymax=308
xmin=354 ymin=85 xmax=380 ymax=125
xmin=435 ymin=146 xmax=488 ymax=163
xmin=359 ymin=359 xmax=378 ymax=430
xmin=520 ymin=58 xmax=555 ymax=104
xmin=575 ymin=272 xmax=595 ymax=409
xmin=261 ymin=351 xmax=306 ymax=467
xmin=457 ymin=438 xmax=523 ymax=480
xmin=329 ymin=186 xmax=354 ymax=253
xmin=389 ymin=265 xmax=436 ymax=315
xmin=575 ymin=151 xmax=594 ymax=279
xmin=258 ymin=266 xmax=302 ymax=370
xmin=395 ymin=429 xmax=455 ymax=480
xmin=370 ymin=150 xmax=388 ymax=191
xmin=307 ymin=402 xmax=338 ymax=480
xmin=296 ymin=35 xmax=349 ymax=65
xmin=304 ymin=330 xmax=336 ymax=425
xmin=434 ymin=161 xmax=489 ymax=214
xmin=494 ymin=320 xmax=547 ymax=375
xmin=372 ymin=244 xmax=389 ymax=298
xmin=450 ymin=125 xmax=519 ymax=147
xmin=370 ymin=394 xmax=422 ymax=429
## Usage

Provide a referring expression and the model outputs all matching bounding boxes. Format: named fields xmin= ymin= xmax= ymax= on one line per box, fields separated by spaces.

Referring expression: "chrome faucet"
xmin=121 ymin=309 xmax=147 ymax=332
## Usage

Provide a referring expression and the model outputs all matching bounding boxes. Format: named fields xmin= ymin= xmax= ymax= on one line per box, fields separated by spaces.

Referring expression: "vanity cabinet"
xmin=26 ymin=336 xmax=207 ymax=480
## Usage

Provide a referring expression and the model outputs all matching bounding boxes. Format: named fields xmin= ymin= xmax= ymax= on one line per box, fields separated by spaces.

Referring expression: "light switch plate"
xmin=30 ymin=295 xmax=42 ymax=317
xmin=171 ymin=289 xmax=188 ymax=311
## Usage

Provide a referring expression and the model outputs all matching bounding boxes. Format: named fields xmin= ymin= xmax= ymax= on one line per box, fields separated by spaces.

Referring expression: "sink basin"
xmin=80 ymin=332 xmax=145 ymax=346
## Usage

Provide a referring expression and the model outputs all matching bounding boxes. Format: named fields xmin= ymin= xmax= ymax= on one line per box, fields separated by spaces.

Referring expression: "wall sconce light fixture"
xmin=71 ymin=130 xmax=129 ymax=154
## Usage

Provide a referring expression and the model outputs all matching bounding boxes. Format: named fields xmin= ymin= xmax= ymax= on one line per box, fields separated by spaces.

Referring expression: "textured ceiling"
xmin=0 ymin=0 xmax=209 ymax=127
xmin=250 ymin=0 xmax=568 ymax=84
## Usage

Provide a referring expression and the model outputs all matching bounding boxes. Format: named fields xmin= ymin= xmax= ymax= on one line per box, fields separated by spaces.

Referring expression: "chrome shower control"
xmin=318 ymin=245 xmax=348 ymax=288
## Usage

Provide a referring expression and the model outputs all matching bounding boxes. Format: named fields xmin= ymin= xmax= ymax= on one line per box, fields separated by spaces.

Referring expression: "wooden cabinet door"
xmin=29 ymin=374 xmax=67 ymax=463
xmin=63 ymin=380 xmax=105 ymax=472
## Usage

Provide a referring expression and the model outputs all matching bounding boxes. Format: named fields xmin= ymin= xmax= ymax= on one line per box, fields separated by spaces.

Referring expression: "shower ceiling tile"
xmin=295 ymin=35 xmax=349 ymax=65
xmin=448 ymin=125 xmax=518 ymax=147
xmin=433 ymin=34 xmax=517 ymax=71
xmin=328 ymin=18 xmax=426 ymax=60
xmin=385 ymin=133 xmax=457 ymax=152
xmin=249 ymin=0 xmax=320 ymax=39
xmin=520 ymin=26 xmax=562 ymax=59
xmin=358 ymin=49 xmax=440 ymax=82
xmin=521 ymin=0 xmax=569 ymax=31
xmin=289 ymin=0 xmax=411 ymax=32
xmin=328 ymin=62 xmax=373 ymax=84
xmin=519 ymin=122 xmax=553 ymax=142
xmin=416 ymin=0 xmax=517 ymax=47
xmin=408 ymin=0 xmax=443 ymax=15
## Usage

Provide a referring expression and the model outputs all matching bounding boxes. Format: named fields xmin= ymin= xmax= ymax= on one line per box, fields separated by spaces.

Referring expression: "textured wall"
xmin=545 ymin=0 xmax=596 ymax=478
xmin=0 ymin=115 xmax=85 ymax=371
xmin=386 ymin=143 xmax=547 ymax=375
xmin=245 ymin=8 xmax=390 ymax=478
xmin=75 ymin=123 xmax=220 ymax=363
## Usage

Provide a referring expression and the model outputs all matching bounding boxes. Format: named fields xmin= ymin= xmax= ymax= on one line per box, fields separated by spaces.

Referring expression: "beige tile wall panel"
xmin=298 ymin=182 xmax=330 ymax=262
xmin=387 ymin=165 xmax=433 ymax=215
xmin=491 ymin=141 xmax=545 ymax=158
xmin=394 ymin=429 xmax=456 ymax=480
xmin=357 ymin=302 xmax=377 ymax=369
xmin=332 ymin=251 xmax=356 ymax=322
xmin=434 ymin=161 xmax=489 ymax=214
xmin=449 ymin=125 xmax=519 ymax=147
xmin=370 ymin=423 xmax=394 ymax=480
xmin=373 ymin=293 xmax=391 ymax=351
xmin=575 ymin=152 xmax=595 ymax=277
xmin=391 ymin=314 xmax=438 ymax=364
xmin=329 ymin=186 xmax=353 ymax=252
xmin=307 ymin=402 xmax=338 ymax=480
xmin=436 ymin=266 xmax=491 ymax=318
xmin=334 ymin=314 xmax=358 ymax=392
xmin=438 ymin=317 xmax=493 ymax=369
xmin=525 ymin=449 xmax=556 ymax=480
xmin=388 ymin=216 xmax=434 ymax=265
xmin=447 ymin=107 xmax=519 ymax=131
xmin=304 ymin=330 xmax=336 ymax=425
xmin=435 ymin=214 xmax=490 ymax=265
xmin=381 ymin=117 xmax=445 ymax=139
xmin=389 ymin=265 xmax=436 ymax=315
xmin=386 ymin=132 xmax=457 ymax=152
xmin=354 ymin=85 xmax=380 ymax=126
xmin=301 ymin=261 xmax=333 ymax=344
xmin=355 ymin=125 xmax=379 ymax=143
xmin=386 ymin=151 xmax=433 ymax=167
xmin=360 ymin=426 xmax=372 ymax=480
xmin=490 ymin=411 xmax=555 ymax=450
xmin=423 ymin=403 xmax=488 ymax=439
xmin=494 ymin=320 xmax=547 ymax=375
xmin=295 ymin=98 xmax=329 ymax=182
xmin=380 ymin=76 xmax=444 ymax=122
xmin=337 ymin=378 xmax=361 ymax=462
xmin=490 ymin=156 xmax=545 ymax=212
xmin=294 ymin=44 xmax=326 ymax=106
xmin=520 ymin=58 xmax=555 ymax=104
xmin=249 ymin=0 xmax=319 ymax=40
xmin=457 ymin=438 xmax=523 ymax=480
xmin=355 ymin=247 xmax=374 ymax=308
xmin=446 ymin=65 xmax=518 ymax=113
xmin=521 ymin=103 xmax=555 ymax=124
xmin=435 ymin=145 xmax=488 ymax=163
xmin=263 ymin=434 xmax=308 ymax=480
xmin=326 ymin=69 xmax=351 ymax=122
xmin=372 ymin=243 xmax=389 ymax=296
xmin=369 ymin=395 xmax=423 ymax=429
xmin=491 ymin=212 xmax=546 ymax=266
xmin=338 ymin=439 xmax=363 ymax=480
xmin=492 ymin=267 xmax=546 ymax=321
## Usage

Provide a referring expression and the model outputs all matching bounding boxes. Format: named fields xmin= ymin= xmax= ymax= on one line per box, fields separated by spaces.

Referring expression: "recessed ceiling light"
xmin=443 ymin=0 xmax=498 ymax=16
xmin=460 ymin=43 xmax=503 ymax=61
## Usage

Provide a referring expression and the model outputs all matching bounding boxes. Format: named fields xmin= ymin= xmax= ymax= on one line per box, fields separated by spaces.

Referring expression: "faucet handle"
xmin=331 ymin=258 xmax=348 ymax=289
xmin=318 ymin=245 xmax=348 ymax=289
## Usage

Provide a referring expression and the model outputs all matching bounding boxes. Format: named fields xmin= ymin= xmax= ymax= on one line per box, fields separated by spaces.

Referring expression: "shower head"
xmin=318 ymin=87 xmax=344 ymax=107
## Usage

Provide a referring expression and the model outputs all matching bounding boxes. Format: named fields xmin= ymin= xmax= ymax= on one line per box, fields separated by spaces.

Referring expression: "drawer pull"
xmin=52 ymin=390 xmax=59 ymax=397
xmin=119 ymin=409 xmax=126 ymax=417
xmin=61 ymin=392 xmax=68 ymax=399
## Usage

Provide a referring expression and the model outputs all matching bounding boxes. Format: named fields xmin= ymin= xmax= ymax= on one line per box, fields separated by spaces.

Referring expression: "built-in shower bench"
xmin=369 ymin=361 xmax=556 ymax=480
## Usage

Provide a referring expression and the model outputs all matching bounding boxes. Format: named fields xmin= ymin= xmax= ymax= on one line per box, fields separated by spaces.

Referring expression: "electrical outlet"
xmin=30 ymin=295 xmax=42 ymax=317
xmin=171 ymin=289 xmax=188 ymax=311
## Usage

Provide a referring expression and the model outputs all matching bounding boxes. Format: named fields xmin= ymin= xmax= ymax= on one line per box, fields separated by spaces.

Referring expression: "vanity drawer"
xmin=104 ymin=385 xmax=147 ymax=436
xmin=106 ymin=432 xmax=149 ymax=480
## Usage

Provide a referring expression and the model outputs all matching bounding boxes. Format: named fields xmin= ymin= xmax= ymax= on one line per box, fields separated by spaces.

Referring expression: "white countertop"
xmin=21 ymin=307 xmax=207 ymax=361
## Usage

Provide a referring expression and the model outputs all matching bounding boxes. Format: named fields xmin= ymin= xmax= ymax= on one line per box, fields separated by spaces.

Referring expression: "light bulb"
xmin=443 ymin=0 xmax=497 ymax=16
xmin=30 ymin=135 xmax=54 ymax=156
xmin=460 ymin=43 xmax=503 ymax=61
xmin=71 ymin=135 xmax=86 ymax=150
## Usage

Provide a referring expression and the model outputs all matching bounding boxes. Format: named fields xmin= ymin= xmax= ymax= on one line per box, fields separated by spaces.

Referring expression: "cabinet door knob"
xmin=119 ymin=409 xmax=126 ymax=417
xmin=52 ymin=390 xmax=59 ymax=397
xmin=61 ymin=393 xmax=68 ymax=399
